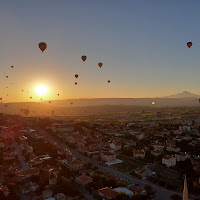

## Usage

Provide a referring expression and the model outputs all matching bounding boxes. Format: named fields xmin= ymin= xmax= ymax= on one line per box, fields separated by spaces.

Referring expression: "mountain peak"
xmin=165 ymin=91 xmax=200 ymax=98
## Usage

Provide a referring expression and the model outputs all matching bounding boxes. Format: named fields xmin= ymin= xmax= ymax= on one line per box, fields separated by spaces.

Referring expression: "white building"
xmin=162 ymin=155 xmax=176 ymax=167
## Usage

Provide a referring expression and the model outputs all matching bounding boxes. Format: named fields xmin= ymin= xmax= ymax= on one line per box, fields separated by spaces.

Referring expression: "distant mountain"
xmin=164 ymin=91 xmax=200 ymax=98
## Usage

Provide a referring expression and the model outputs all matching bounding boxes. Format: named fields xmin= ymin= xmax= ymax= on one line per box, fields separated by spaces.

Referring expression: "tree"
xmin=144 ymin=184 xmax=155 ymax=196
xmin=170 ymin=193 xmax=181 ymax=200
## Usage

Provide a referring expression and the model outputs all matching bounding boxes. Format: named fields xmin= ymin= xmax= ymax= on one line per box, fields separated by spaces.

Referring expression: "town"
xmin=0 ymin=110 xmax=200 ymax=200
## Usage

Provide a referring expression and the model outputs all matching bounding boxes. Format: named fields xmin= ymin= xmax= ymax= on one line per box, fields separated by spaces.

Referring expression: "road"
xmin=37 ymin=128 xmax=173 ymax=200
xmin=13 ymin=139 xmax=30 ymax=170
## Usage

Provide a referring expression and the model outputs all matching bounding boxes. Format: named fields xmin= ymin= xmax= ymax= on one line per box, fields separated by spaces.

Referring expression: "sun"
xmin=35 ymin=85 xmax=48 ymax=96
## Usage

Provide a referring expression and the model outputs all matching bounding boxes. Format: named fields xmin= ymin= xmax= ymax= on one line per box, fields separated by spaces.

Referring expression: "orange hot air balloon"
xmin=49 ymin=101 xmax=51 ymax=104
xmin=187 ymin=42 xmax=192 ymax=48
xmin=6 ymin=76 xmax=8 ymax=78
xmin=75 ymin=74 xmax=78 ymax=78
xmin=57 ymin=94 xmax=59 ymax=96
xmin=30 ymin=97 xmax=32 ymax=99
xmin=81 ymin=55 xmax=87 ymax=62
xmin=38 ymin=42 xmax=47 ymax=52
xmin=71 ymin=102 xmax=73 ymax=105
xmin=0 ymin=98 xmax=2 ymax=100
xmin=11 ymin=66 xmax=13 ymax=68
xmin=75 ymin=82 xmax=77 ymax=85
xmin=98 ymin=62 xmax=103 ymax=68
xmin=22 ymin=90 xmax=24 ymax=92
xmin=108 ymin=80 xmax=110 ymax=83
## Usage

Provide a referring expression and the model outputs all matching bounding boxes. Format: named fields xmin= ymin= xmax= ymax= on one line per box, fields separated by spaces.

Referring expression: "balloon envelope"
xmin=81 ymin=55 xmax=87 ymax=62
xmin=38 ymin=42 xmax=47 ymax=52
xmin=187 ymin=42 xmax=192 ymax=48
xmin=24 ymin=109 xmax=30 ymax=116
xmin=98 ymin=62 xmax=103 ymax=68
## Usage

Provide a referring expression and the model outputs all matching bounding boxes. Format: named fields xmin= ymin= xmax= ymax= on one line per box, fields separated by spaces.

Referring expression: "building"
xmin=110 ymin=143 xmax=122 ymax=151
xmin=101 ymin=152 xmax=116 ymax=162
xmin=98 ymin=187 xmax=119 ymax=199
xmin=134 ymin=168 xmax=152 ymax=178
xmin=151 ymin=150 xmax=162 ymax=157
xmin=175 ymin=152 xmax=190 ymax=162
xmin=162 ymin=155 xmax=176 ymax=167
xmin=69 ymin=160 xmax=83 ymax=171
xmin=113 ymin=187 xmax=133 ymax=197
xmin=151 ymin=143 xmax=165 ymax=150
xmin=133 ymin=150 xmax=145 ymax=159
xmin=75 ymin=175 xmax=93 ymax=185
xmin=130 ymin=186 xmax=146 ymax=195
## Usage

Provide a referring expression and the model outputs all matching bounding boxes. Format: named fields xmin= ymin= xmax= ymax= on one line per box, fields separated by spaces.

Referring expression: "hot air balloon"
xmin=75 ymin=82 xmax=77 ymax=85
xmin=155 ymin=112 xmax=161 ymax=117
xmin=24 ymin=109 xmax=30 ymax=116
xmin=71 ymin=102 xmax=73 ymax=105
xmin=141 ymin=109 xmax=145 ymax=114
xmin=108 ymin=80 xmax=110 ymax=83
xmin=49 ymin=101 xmax=51 ymax=104
xmin=6 ymin=76 xmax=8 ymax=78
xmin=27 ymin=91 xmax=28 ymax=93
xmin=0 ymin=98 xmax=2 ymax=101
xmin=75 ymin=74 xmax=78 ymax=78
xmin=22 ymin=90 xmax=24 ymax=92
xmin=152 ymin=102 xmax=155 ymax=105
xmin=40 ymin=98 xmax=42 ymax=101
xmin=187 ymin=42 xmax=192 ymax=48
xmin=81 ymin=55 xmax=87 ymax=62
xmin=11 ymin=66 xmax=13 ymax=68
xmin=38 ymin=42 xmax=47 ymax=52
xmin=169 ymin=112 xmax=174 ymax=117
xmin=30 ymin=97 xmax=32 ymax=99
xmin=57 ymin=94 xmax=59 ymax=96
xmin=98 ymin=62 xmax=103 ymax=68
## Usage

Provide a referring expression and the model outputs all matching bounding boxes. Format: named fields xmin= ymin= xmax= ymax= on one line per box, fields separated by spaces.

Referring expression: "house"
xmin=69 ymin=160 xmax=83 ymax=171
xmin=49 ymin=168 xmax=60 ymax=179
xmin=151 ymin=143 xmax=165 ymax=150
xmin=101 ymin=152 xmax=116 ymax=162
xmin=133 ymin=150 xmax=145 ymax=159
xmin=166 ymin=140 xmax=176 ymax=146
xmin=56 ymin=193 xmax=66 ymax=200
xmin=134 ymin=168 xmax=152 ymax=178
xmin=20 ymin=182 xmax=39 ymax=194
xmin=42 ymin=189 xmax=53 ymax=199
xmin=162 ymin=155 xmax=176 ymax=167
xmin=98 ymin=187 xmax=119 ymax=199
xmin=135 ymin=133 xmax=144 ymax=140
xmin=130 ymin=186 xmax=146 ymax=195
xmin=75 ymin=175 xmax=93 ymax=185
xmin=85 ymin=148 xmax=99 ymax=155
xmin=110 ymin=143 xmax=122 ymax=151
xmin=175 ymin=152 xmax=190 ymax=161
xmin=166 ymin=146 xmax=180 ymax=152
xmin=0 ymin=185 xmax=9 ymax=196
xmin=151 ymin=150 xmax=162 ymax=157
xmin=114 ymin=187 xmax=133 ymax=197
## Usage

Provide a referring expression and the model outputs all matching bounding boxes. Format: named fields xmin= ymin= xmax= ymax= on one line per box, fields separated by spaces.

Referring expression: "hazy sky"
xmin=1 ymin=1 xmax=200 ymax=102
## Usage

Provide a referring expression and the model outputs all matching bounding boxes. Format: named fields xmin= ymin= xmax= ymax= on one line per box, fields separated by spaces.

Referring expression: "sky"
xmin=1 ymin=1 xmax=200 ymax=102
